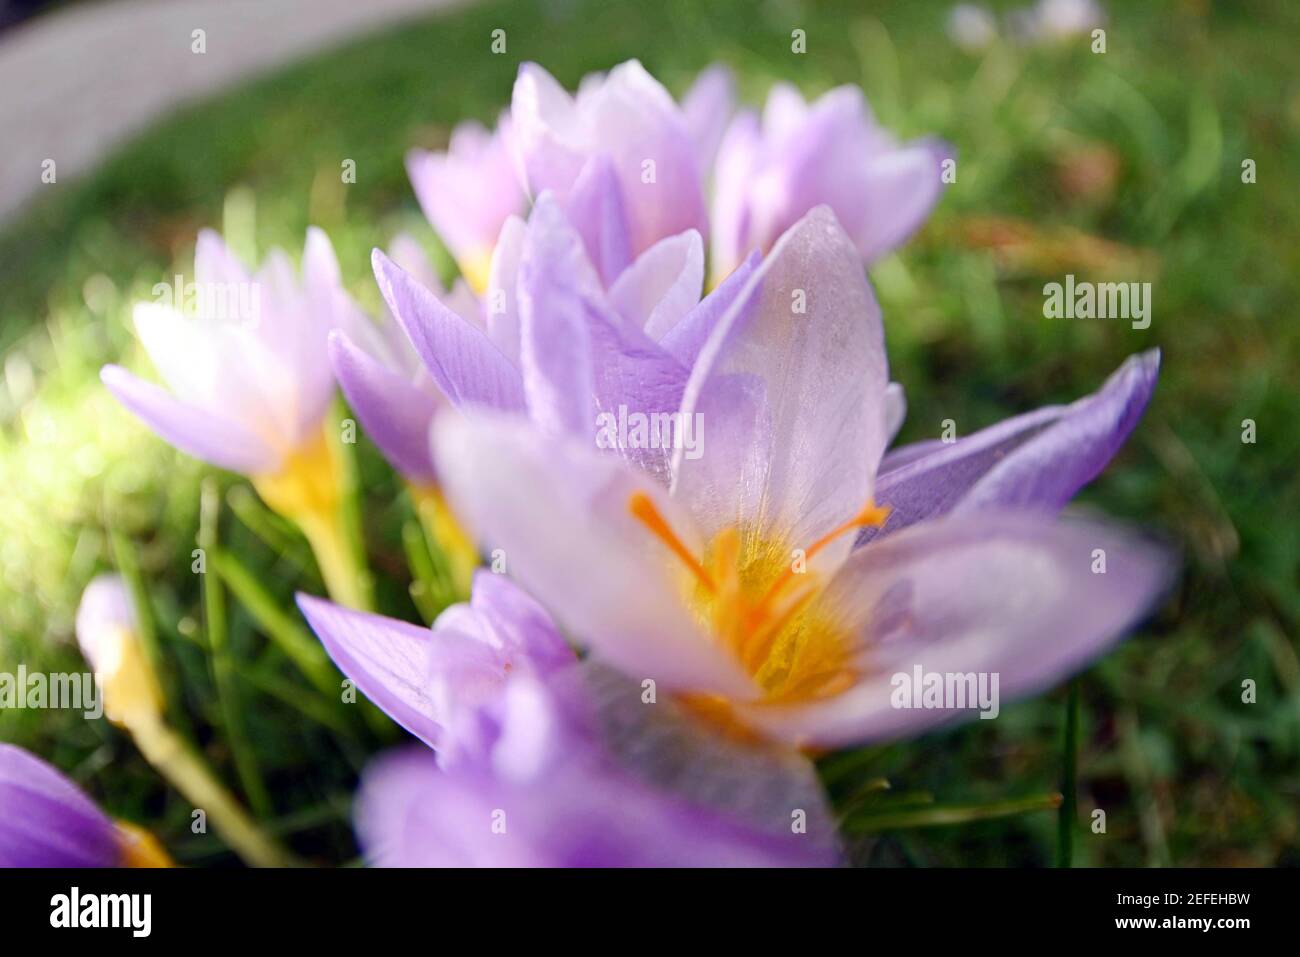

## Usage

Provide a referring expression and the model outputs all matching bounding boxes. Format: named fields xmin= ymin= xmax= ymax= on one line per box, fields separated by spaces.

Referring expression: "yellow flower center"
xmin=457 ymin=248 xmax=494 ymax=297
xmin=628 ymin=492 xmax=889 ymax=705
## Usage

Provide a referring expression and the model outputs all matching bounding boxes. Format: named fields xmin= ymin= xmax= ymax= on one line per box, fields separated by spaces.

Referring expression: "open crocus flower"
xmin=510 ymin=59 xmax=709 ymax=260
xmin=710 ymin=82 xmax=949 ymax=281
xmin=433 ymin=206 xmax=1171 ymax=749
xmin=354 ymin=674 xmax=834 ymax=867
xmin=0 ymin=743 xmax=170 ymax=867
xmin=407 ymin=114 xmax=525 ymax=294
xmin=299 ymin=574 xmax=832 ymax=866
xmin=101 ymin=228 xmax=370 ymax=607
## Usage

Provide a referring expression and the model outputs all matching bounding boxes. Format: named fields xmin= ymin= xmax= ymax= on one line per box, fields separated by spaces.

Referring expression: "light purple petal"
xmin=609 ymin=229 xmax=704 ymax=341
xmin=100 ymin=364 xmax=279 ymax=473
xmin=867 ymin=350 xmax=1161 ymax=542
xmin=659 ymin=248 xmax=761 ymax=369
xmin=563 ymin=155 xmax=633 ymax=287
xmin=853 ymin=138 xmax=951 ymax=264
xmin=681 ymin=64 xmax=735 ymax=174
xmin=741 ymin=511 xmax=1173 ymax=748
xmin=673 ymin=206 xmax=889 ymax=561
xmin=296 ymin=594 xmax=445 ymax=748
xmin=0 ymin=744 xmax=119 ymax=867
xmin=372 ymin=250 xmax=525 ymax=412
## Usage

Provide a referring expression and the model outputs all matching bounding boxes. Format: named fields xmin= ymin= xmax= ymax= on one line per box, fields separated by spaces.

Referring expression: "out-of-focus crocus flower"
xmin=947 ymin=4 xmax=999 ymax=51
xmin=710 ymin=83 xmax=949 ymax=281
xmin=1013 ymin=0 xmax=1105 ymax=43
xmin=300 ymin=575 xmax=834 ymax=865
xmin=433 ymin=207 xmax=1171 ymax=749
xmin=329 ymin=235 xmax=481 ymax=596
xmin=353 ymin=674 xmax=835 ymax=867
xmin=680 ymin=64 xmax=736 ymax=178
xmin=0 ymin=743 xmax=171 ymax=867
xmin=76 ymin=574 xmax=162 ymax=730
xmin=75 ymin=575 xmax=297 ymax=867
xmin=407 ymin=115 xmax=525 ymax=294
xmin=296 ymin=570 xmax=574 ymax=750
xmin=101 ymin=229 xmax=371 ymax=608
xmin=510 ymin=59 xmax=709 ymax=259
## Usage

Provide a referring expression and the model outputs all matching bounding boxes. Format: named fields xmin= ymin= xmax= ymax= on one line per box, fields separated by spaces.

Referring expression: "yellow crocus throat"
xmin=252 ymin=425 xmax=369 ymax=609
xmin=457 ymin=247 xmax=494 ymax=297
xmin=410 ymin=483 xmax=480 ymax=601
xmin=628 ymin=492 xmax=890 ymax=708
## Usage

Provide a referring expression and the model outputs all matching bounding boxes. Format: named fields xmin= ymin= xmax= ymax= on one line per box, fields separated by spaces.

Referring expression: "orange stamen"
xmin=628 ymin=491 xmax=716 ymax=594
xmin=754 ymin=499 xmax=891 ymax=617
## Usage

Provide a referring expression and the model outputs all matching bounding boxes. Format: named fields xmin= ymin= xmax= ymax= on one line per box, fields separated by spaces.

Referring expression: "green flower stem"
xmin=1057 ymin=678 xmax=1081 ymax=867
xmin=199 ymin=479 xmax=270 ymax=818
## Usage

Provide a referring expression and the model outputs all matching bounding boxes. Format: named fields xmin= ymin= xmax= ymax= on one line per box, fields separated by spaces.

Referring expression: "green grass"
xmin=0 ymin=0 xmax=1296 ymax=865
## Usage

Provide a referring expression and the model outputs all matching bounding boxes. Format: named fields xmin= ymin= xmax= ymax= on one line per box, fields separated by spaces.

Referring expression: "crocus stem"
xmin=297 ymin=509 xmax=371 ymax=610
xmin=409 ymin=484 xmax=478 ymax=604
xmin=199 ymin=479 xmax=271 ymax=818
xmin=128 ymin=714 xmax=300 ymax=868
xmin=1057 ymin=678 xmax=1080 ymax=867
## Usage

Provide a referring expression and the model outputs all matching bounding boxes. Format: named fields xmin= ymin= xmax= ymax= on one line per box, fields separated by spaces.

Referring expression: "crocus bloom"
xmin=299 ymin=574 xmax=834 ymax=866
xmin=297 ymin=570 xmax=574 ymax=750
xmin=0 ymin=744 xmax=170 ymax=867
xmin=101 ymin=228 xmax=370 ymax=607
xmin=432 ymin=207 xmax=1170 ymax=748
xmin=710 ymin=83 xmax=949 ymax=279
xmin=407 ymin=115 xmax=525 ymax=294
xmin=76 ymin=574 xmax=162 ymax=730
xmin=1014 ymin=0 xmax=1106 ymax=43
xmin=510 ymin=60 xmax=709 ymax=259
xmin=947 ymin=4 xmax=999 ymax=50
xmin=353 ymin=675 xmax=834 ymax=867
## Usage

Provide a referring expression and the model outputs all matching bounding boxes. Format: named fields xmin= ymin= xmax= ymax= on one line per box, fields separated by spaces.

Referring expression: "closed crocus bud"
xmin=0 ymin=744 xmax=170 ymax=867
xmin=75 ymin=575 xmax=162 ymax=730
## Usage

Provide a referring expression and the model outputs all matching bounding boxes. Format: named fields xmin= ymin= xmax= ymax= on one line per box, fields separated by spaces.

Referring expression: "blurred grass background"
xmin=0 ymin=0 xmax=1296 ymax=866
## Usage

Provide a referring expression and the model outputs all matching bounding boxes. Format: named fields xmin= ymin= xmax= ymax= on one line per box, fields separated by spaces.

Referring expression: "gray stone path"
xmin=0 ymin=0 xmax=468 ymax=222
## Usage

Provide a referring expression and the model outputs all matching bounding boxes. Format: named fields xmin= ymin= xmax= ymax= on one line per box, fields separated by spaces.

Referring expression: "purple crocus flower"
xmin=353 ymin=674 xmax=834 ymax=867
xmin=430 ymin=206 xmax=1171 ymax=748
xmin=371 ymin=188 xmax=760 ymax=483
xmin=0 ymin=743 xmax=169 ymax=867
xmin=406 ymin=114 xmax=525 ymax=294
xmin=101 ymin=228 xmax=363 ymax=477
xmin=297 ymin=570 xmax=573 ymax=749
xmin=510 ymin=60 xmax=709 ymax=259
xmin=710 ymin=83 xmax=950 ymax=280
xmin=101 ymin=228 xmax=377 ymax=607
xmin=299 ymin=575 xmax=832 ymax=866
